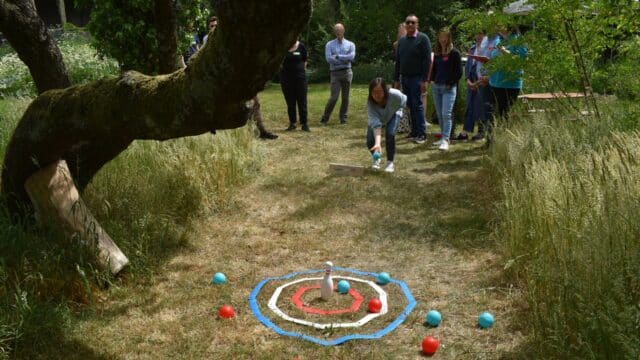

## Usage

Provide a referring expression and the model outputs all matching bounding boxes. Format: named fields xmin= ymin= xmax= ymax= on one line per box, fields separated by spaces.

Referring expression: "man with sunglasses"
xmin=394 ymin=15 xmax=432 ymax=144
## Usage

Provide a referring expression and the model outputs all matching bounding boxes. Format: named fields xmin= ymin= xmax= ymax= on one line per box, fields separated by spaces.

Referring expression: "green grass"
xmin=491 ymin=100 xmax=640 ymax=358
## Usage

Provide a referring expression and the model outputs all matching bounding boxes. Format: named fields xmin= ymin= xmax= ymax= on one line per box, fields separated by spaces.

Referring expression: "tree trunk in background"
xmin=154 ymin=0 xmax=178 ymax=74
xmin=56 ymin=0 xmax=66 ymax=26
xmin=0 ymin=0 xmax=71 ymax=93
xmin=1 ymin=0 xmax=313 ymax=214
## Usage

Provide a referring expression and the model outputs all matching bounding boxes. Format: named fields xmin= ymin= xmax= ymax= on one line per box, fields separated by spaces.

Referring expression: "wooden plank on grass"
xmin=330 ymin=163 xmax=365 ymax=176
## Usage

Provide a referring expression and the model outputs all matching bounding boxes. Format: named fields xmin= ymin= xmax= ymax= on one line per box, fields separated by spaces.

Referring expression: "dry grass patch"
xmin=65 ymin=84 xmax=524 ymax=359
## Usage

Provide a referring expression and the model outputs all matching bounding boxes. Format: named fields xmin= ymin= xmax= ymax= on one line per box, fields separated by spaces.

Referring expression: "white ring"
xmin=267 ymin=276 xmax=388 ymax=329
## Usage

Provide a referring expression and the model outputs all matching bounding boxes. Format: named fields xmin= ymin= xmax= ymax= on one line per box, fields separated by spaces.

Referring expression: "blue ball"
xmin=478 ymin=311 xmax=494 ymax=329
xmin=212 ymin=272 xmax=227 ymax=285
xmin=426 ymin=310 xmax=442 ymax=327
xmin=372 ymin=151 xmax=381 ymax=161
xmin=337 ymin=280 xmax=350 ymax=294
xmin=377 ymin=272 xmax=391 ymax=285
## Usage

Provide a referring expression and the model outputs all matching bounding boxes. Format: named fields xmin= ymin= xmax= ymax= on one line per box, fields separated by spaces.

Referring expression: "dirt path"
xmin=73 ymin=87 xmax=524 ymax=359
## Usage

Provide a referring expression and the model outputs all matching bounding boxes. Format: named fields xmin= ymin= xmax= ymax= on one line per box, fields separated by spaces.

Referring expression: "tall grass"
xmin=492 ymin=102 xmax=640 ymax=358
xmin=0 ymin=62 xmax=262 ymax=358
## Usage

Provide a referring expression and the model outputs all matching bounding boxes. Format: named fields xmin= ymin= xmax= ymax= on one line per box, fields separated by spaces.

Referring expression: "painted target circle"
xmin=268 ymin=275 xmax=388 ymax=329
xmin=291 ymin=285 xmax=364 ymax=315
xmin=248 ymin=266 xmax=416 ymax=346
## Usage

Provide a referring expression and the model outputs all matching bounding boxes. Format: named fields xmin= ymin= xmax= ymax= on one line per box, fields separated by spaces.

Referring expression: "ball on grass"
xmin=368 ymin=298 xmax=382 ymax=313
xmin=421 ymin=336 xmax=439 ymax=355
xmin=376 ymin=272 xmax=391 ymax=285
xmin=337 ymin=280 xmax=350 ymax=294
xmin=212 ymin=272 xmax=227 ymax=284
xmin=478 ymin=311 xmax=494 ymax=329
xmin=218 ymin=305 xmax=235 ymax=319
xmin=426 ymin=310 xmax=442 ymax=327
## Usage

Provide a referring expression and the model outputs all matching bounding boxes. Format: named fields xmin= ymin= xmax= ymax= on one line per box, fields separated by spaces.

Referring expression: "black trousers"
xmin=280 ymin=74 xmax=308 ymax=125
xmin=485 ymin=86 xmax=520 ymax=135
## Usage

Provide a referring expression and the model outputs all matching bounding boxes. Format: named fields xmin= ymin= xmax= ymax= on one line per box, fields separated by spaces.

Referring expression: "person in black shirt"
xmin=281 ymin=40 xmax=309 ymax=131
xmin=429 ymin=27 xmax=462 ymax=151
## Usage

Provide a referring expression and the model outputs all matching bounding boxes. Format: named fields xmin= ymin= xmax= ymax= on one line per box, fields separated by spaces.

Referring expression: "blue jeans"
xmin=401 ymin=75 xmax=426 ymax=137
xmin=432 ymin=83 xmax=457 ymax=140
xmin=366 ymin=114 xmax=399 ymax=162
xmin=463 ymin=87 xmax=482 ymax=133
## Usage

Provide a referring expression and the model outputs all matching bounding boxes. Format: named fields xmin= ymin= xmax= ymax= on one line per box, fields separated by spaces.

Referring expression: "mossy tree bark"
xmin=0 ymin=0 xmax=71 ymax=93
xmin=1 ymin=0 xmax=312 ymax=214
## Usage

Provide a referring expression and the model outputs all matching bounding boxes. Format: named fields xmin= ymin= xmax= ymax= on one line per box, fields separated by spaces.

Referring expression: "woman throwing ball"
xmin=367 ymin=78 xmax=407 ymax=173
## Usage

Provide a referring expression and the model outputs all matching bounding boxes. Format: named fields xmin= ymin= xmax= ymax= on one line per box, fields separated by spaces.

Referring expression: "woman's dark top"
xmin=430 ymin=48 xmax=463 ymax=86
xmin=281 ymin=42 xmax=307 ymax=78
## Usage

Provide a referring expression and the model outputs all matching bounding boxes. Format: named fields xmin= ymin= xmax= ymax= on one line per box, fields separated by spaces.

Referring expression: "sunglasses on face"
xmin=405 ymin=21 xmax=416 ymax=25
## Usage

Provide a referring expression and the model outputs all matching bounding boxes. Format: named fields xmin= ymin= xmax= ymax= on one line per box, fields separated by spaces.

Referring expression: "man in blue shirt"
xmin=320 ymin=23 xmax=356 ymax=125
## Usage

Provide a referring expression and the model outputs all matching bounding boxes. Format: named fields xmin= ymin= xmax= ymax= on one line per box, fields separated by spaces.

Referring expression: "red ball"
xmin=218 ymin=305 xmax=235 ymax=319
xmin=368 ymin=298 xmax=382 ymax=313
xmin=434 ymin=133 xmax=443 ymax=139
xmin=421 ymin=336 xmax=439 ymax=355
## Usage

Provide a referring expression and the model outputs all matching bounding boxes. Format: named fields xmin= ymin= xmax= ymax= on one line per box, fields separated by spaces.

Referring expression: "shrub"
xmin=0 ymin=30 xmax=119 ymax=98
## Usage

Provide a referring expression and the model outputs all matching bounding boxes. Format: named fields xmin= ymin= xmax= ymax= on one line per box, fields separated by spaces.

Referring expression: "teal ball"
xmin=337 ymin=280 xmax=350 ymax=294
xmin=377 ymin=272 xmax=391 ymax=285
xmin=478 ymin=311 xmax=494 ymax=329
xmin=372 ymin=151 xmax=381 ymax=161
xmin=426 ymin=310 xmax=442 ymax=327
xmin=212 ymin=272 xmax=227 ymax=285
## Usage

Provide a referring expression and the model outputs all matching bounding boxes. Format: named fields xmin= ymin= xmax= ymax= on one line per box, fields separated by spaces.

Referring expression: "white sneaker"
xmin=384 ymin=162 xmax=395 ymax=173
xmin=438 ymin=140 xmax=449 ymax=151
xmin=433 ymin=139 xmax=443 ymax=146
xmin=372 ymin=158 xmax=381 ymax=170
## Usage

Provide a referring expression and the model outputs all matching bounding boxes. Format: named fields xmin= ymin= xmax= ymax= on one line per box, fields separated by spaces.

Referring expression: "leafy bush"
xmin=0 ymin=30 xmax=119 ymax=98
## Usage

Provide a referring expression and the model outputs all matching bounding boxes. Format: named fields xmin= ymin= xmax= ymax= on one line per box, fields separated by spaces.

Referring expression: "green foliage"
xmin=455 ymin=0 xmax=640 ymax=99
xmin=0 ymin=30 xmax=118 ymax=98
xmin=77 ymin=0 xmax=210 ymax=73
xmin=491 ymin=101 xmax=640 ymax=358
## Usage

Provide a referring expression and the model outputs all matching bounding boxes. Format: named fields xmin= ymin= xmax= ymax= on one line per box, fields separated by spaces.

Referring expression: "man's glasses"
xmin=405 ymin=20 xmax=416 ymax=25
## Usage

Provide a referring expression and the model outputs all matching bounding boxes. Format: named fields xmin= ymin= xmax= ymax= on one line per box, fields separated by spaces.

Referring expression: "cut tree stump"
xmin=24 ymin=160 xmax=129 ymax=275
xmin=330 ymin=163 xmax=365 ymax=176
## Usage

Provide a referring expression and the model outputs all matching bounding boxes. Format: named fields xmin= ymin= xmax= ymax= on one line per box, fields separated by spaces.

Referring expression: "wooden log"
xmin=24 ymin=160 xmax=129 ymax=275
xmin=329 ymin=163 xmax=365 ymax=176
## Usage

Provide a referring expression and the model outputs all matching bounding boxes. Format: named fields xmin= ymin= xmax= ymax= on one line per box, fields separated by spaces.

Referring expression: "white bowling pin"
xmin=320 ymin=261 xmax=334 ymax=300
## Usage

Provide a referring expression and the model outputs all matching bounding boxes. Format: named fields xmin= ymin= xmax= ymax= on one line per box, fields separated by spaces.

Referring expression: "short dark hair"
xmin=368 ymin=77 xmax=389 ymax=104
xmin=208 ymin=16 xmax=218 ymax=24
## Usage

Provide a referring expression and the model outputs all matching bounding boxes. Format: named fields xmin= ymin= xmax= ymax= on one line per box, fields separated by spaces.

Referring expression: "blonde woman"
xmin=429 ymin=27 xmax=462 ymax=151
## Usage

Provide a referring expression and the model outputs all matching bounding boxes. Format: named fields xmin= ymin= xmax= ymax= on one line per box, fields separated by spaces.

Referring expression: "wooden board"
xmin=330 ymin=163 xmax=365 ymax=176
xmin=519 ymin=92 xmax=585 ymax=100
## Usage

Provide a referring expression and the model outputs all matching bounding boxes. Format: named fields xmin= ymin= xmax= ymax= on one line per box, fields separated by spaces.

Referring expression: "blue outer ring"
xmin=248 ymin=266 xmax=416 ymax=346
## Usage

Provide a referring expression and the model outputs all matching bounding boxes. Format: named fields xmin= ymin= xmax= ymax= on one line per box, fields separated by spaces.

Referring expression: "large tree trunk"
xmin=0 ymin=0 xmax=71 ymax=93
xmin=56 ymin=0 xmax=66 ymax=26
xmin=154 ymin=0 xmax=178 ymax=74
xmin=2 ymin=0 xmax=312 ymax=214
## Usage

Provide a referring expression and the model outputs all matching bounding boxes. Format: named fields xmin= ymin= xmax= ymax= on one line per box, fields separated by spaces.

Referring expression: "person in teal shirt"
xmin=485 ymin=25 xmax=528 ymax=143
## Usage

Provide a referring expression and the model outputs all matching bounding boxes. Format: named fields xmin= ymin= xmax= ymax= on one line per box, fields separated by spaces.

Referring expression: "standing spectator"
xmin=485 ymin=25 xmax=528 ymax=144
xmin=393 ymin=23 xmax=411 ymax=134
xmin=366 ymin=78 xmax=407 ymax=173
xmin=454 ymin=30 xmax=487 ymax=141
xmin=320 ymin=23 xmax=356 ymax=125
xmin=394 ymin=14 xmax=432 ymax=144
xmin=429 ymin=27 xmax=463 ymax=151
xmin=202 ymin=16 xmax=218 ymax=45
xmin=281 ymin=39 xmax=309 ymax=132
